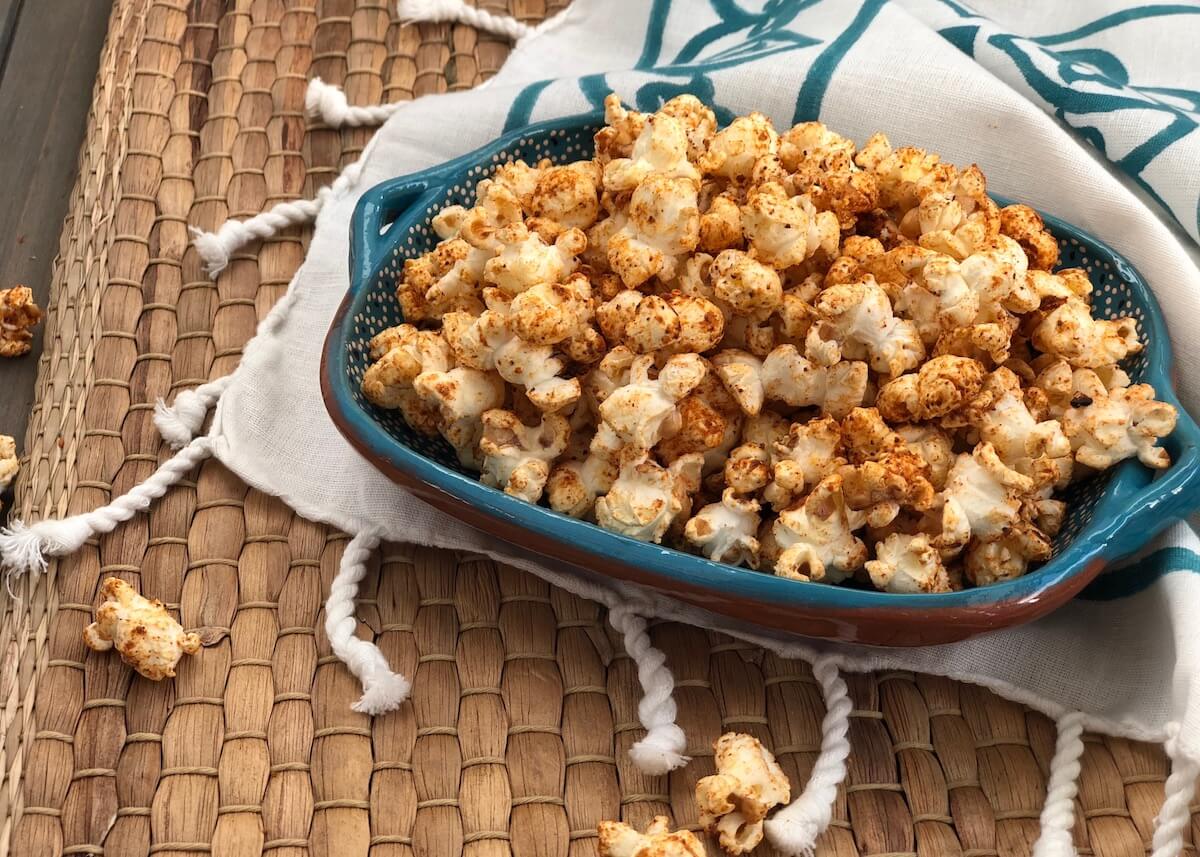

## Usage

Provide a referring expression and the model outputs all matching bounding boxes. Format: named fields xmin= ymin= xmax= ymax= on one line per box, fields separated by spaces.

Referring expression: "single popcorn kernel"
xmin=598 ymin=817 xmax=705 ymax=857
xmin=83 ymin=578 xmax=201 ymax=680
xmin=0 ymin=286 xmax=42 ymax=357
xmin=695 ymin=732 xmax=791 ymax=854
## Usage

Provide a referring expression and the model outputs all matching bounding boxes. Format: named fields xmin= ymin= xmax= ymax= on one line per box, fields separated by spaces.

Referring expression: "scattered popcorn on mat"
xmin=0 ymin=286 xmax=42 ymax=357
xmin=0 ymin=435 xmax=18 ymax=494
xmin=83 ymin=577 xmax=201 ymax=680
xmin=695 ymin=732 xmax=791 ymax=854
xmin=358 ymin=93 xmax=1179 ymax=592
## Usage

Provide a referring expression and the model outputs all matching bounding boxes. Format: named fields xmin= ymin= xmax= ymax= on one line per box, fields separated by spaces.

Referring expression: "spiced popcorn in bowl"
xmin=355 ymin=93 xmax=1179 ymax=594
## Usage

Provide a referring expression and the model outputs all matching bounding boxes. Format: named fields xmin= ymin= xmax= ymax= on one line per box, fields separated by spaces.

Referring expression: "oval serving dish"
xmin=321 ymin=110 xmax=1200 ymax=646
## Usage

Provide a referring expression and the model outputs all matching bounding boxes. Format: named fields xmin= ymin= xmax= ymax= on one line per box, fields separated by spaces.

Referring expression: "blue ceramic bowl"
xmin=321 ymin=110 xmax=1200 ymax=645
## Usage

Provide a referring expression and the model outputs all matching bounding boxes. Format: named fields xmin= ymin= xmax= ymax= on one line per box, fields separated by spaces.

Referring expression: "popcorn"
xmin=811 ymin=277 xmax=924 ymax=376
xmin=1032 ymin=298 xmax=1142 ymax=368
xmin=740 ymin=182 xmax=839 ymax=268
xmin=700 ymin=113 xmax=780 ymax=184
xmin=773 ymin=474 xmax=868 ymax=583
xmin=0 ymin=286 xmax=41 ymax=357
xmin=684 ymin=488 xmax=762 ymax=566
xmin=362 ymin=92 xmax=1177 ymax=594
xmin=598 ymin=817 xmax=705 ymax=857
xmin=484 ymin=222 xmax=586 ymax=296
xmin=0 ymin=435 xmax=18 ymax=492
xmin=760 ymin=344 xmax=868 ymax=418
xmin=1063 ymin=383 xmax=1177 ymax=470
xmin=83 ymin=577 xmax=202 ymax=680
xmin=695 ymin=733 xmax=791 ymax=854
xmin=595 ymin=450 xmax=704 ymax=543
xmin=479 ymin=410 xmax=571 ymax=503
xmin=866 ymin=533 xmax=952 ymax=593
xmin=609 ymin=173 xmax=701 ymax=286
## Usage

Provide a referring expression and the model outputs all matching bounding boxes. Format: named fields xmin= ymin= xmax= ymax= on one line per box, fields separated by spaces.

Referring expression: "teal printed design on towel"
xmin=792 ymin=0 xmax=887 ymax=122
xmin=1079 ymin=547 xmax=1200 ymax=601
xmin=931 ymin=2 xmax=1200 ymax=240
xmin=505 ymin=79 xmax=555 ymax=132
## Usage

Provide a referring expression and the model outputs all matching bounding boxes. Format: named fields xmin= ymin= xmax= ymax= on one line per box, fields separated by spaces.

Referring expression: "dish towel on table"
xmin=6 ymin=1 xmax=1200 ymax=854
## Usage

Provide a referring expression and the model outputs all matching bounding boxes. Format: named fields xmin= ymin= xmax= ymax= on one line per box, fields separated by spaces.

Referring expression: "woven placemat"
xmin=1 ymin=2 xmax=1194 ymax=855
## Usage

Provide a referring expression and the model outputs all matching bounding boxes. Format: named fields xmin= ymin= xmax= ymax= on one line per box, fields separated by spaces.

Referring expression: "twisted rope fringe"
xmin=607 ymin=603 xmax=689 ymax=775
xmin=1031 ymin=711 xmax=1086 ymax=857
xmin=306 ymin=78 xmax=404 ymax=129
xmin=154 ymin=375 xmax=234 ymax=449
xmin=397 ymin=0 xmax=534 ymax=40
xmin=1150 ymin=728 xmax=1200 ymax=857
xmin=0 ymin=437 xmax=214 ymax=587
xmin=325 ymin=530 xmax=411 ymax=714
xmin=765 ymin=655 xmax=852 ymax=856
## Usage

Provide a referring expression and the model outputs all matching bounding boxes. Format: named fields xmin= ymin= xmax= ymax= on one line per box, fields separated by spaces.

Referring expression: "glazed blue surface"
xmin=324 ymin=109 xmax=1200 ymax=617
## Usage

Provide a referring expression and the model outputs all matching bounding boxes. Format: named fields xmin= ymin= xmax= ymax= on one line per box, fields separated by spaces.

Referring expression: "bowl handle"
xmin=1099 ymin=402 xmax=1200 ymax=551
xmin=349 ymin=177 xmax=443 ymax=292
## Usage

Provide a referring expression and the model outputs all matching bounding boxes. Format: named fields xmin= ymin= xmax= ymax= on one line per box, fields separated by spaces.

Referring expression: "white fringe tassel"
xmin=325 ymin=530 xmax=411 ymax=715
xmin=1032 ymin=711 xmax=1086 ymax=857
xmin=608 ymin=603 xmax=689 ymax=775
xmin=306 ymin=78 xmax=404 ymax=129
xmin=397 ymin=0 xmax=534 ymax=40
xmin=154 ymin=375 xmax=234 ymax=449
xmin=765 ymin=655 xmax=852 ymax=857
xmin=189 ymin=162 xmax=363 ymax=278
xmin=1150 ymin=727 xmax=1200 ymax=857
xmin=0 ymin=436 xmax=214 ymax=584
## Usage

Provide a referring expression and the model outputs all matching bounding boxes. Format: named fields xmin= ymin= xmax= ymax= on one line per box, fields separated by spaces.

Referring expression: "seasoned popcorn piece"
xmin=363 ymin=325 xmax=453 ymax=407
xmin=765 ymin=416 xmax=846 ymax=510
xmin=603 ymin=111 xmax=700 ymax=192
xmin=597 ymin=290 xmax=724 ymax=354
xmin=595 ymin=450 xmax=703 ymax=543
xmin=773 ymin=474 xmax=868 ymax=583
xmin=811 ymin=277 xmax=924 ymax=376
xmin=695 ymin=733 xmax=791 ymax=855
xmin=939 ymin=443 xmax=1036 ymax=554
xmin=479 ymin=410 xmax=570 ymax=503
xmin=933 ymin=314 xmax=1019 ymax=367
xmin=484 ymin=222 xmax=586 ymax=297
xmin=608 ymin=174 xmax=701 ymax=287
xmin=660 ymin=94 xmax=718 ymax=160
xmin=964 ymin=522 xmax=1052 ymax=585
xmin=0 ymin=435 xmax=18 ymax=494
xmin=913 ymin=167 xmax=1002 ymax=260
xmin=967 ymin=368 xmax=1072 ymax=487
xmin=0 ymin=286 xmax=41 ymax=357
xmin=779 ymin=121 xmax=857 ymax=173
xmin=658 ymin=367 xmax=743 ymax=474
xmin=710 ymin=249 xmax=782 ymax=316
xmin=528 ymin=160 xmax=602 ymax=233
xmin=597 ymin=353 xmax=707 ymax=449
xmin=684 ymin=488 xmax=762 ymax=567
xmin=875 ymin=355 xmax=986 ymax=424
xmin=740 ymin=410 xmax=791 ymax=450
xmin=700 ymin=112 xmax=780 ymax=184
xmin=856 ymin=136 xmax=941 ymax=212
xmin=83 ymin=578 xmax=201 ymax=680
xmin=509 ymin=272 xmax=596 ymax=346
xmin=711 ymin=349 xmax=764 ymax=416
xmin=740 ymin=182 xmax=839 ymax=269
xmin=443 ymin=298 xmax=581 ymax=413
xmin=896 ymin=424 xmax=955 ymax=490
xmin=598 ymin=816 xmax=705 ymax=857
xmin=547 ymin=448 xmax=619 ymax=519
xmin=838 ymin=449 xmax=937 ymax=528
xmin=1000 ymin=203 xmax=1059 ymax=270
xmin=1025 ymin=267 xmax=1092 ymax=309
xmin=1034 ymin=359 xmax=1128 ymax=420
xmin=1063 ymin=383 xmax=1177 ymax=470
xmin=594 ymin=94 xmax=648 ymax=163
xmin=724 ymin=443 xmax=771 ymax=496
xmin=866 ymin=533 xmax=952 ymax=593
xmin=397 ymin=239 xmax=479 ymax=322
xmin=699 ymin=191 xmax=744 ymax=253
xmin=411 ymin=367 xmax=507 ymax=462
xmin=1032 ymin=299 xmax=1142 ymax=368
xmin=761 ymin=344 xmax=869 ymax=419
xmin=436 ymin=176 xmax=525 ymax=249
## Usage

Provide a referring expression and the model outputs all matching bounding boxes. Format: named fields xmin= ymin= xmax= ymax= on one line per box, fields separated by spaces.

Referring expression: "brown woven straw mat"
xmin=1 ymin=2 xmax=1196 ymax=855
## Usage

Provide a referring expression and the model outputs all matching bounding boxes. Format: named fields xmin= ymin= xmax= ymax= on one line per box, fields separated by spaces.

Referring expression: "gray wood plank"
xmin=0 ymin=0 xmax=110 ymax=456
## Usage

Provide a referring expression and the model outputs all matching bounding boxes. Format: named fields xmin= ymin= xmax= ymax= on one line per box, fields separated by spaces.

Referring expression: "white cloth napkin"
xmin=7 ymin=2 xmax=1200 ymax=854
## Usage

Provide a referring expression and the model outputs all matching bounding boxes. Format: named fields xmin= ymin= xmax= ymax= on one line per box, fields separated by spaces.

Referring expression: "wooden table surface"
xmin=0 ymin=0 xmax=111 ymax=447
